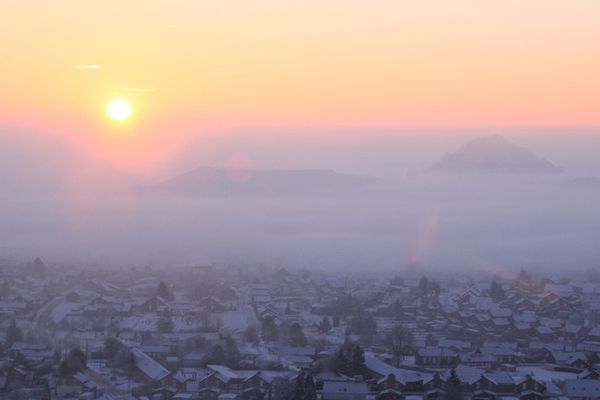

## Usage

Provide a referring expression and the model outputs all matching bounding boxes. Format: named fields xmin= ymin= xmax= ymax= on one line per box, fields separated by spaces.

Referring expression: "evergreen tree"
xmin=419 ymin=275 xmax=430 ymax=293
xmin=244 ymin=324 xmax=259 ymax=344
xmin=156 ymin=281 xmax=171 ymax=300
xmin=445 ymin=368 xmax=463 ymax=400
xmin=262 ymin=316 xmax=279 ymax=342
xmin=392 ymin=299 xmax=402 ymax=315
xmin=430 ymin=280 xmax=441 ymax=296
xmin=224 ymin=337 xmax=241 ymax=367
xmin=0 ymin=281 xmax=10 ymax=297
xmin=127 ymin=351 xmax=135 ymax=393
xmin=363 ymin=314 xmax=377 ymax=334
xmin=114 ymin=347 xmax=135 ymax=370
xmin=349 ymin=311 xmax=377 ymax=335
xmin=288 ymin=322 xmax=308 ymax=346
xmin=426 ymin=333 xmax=437 ymax=347
xmin=59 ymin=348 xmax=87 ymax=376
xmin=490 ymin=281 xmax=505 ymax=300
xmin=205 ymin=344 xmax=226 ymax=364
xmin=319 ymin=316 xmax=332 ymax=333
xmin=334 ymin=340 xmax=365 ymax=376
xmin=104 ymin=337 xmax=121 ymax=360
xmin=52 ymin=349 xmax=61 ymax=364
xmin=290 ymin=371 xmax=316 ymax=400
xmin=516 ymin=269 xmax=534 ymax=288
xmin=157 ymin=311 xmax=174 ymax=333
xmin=332 ymin=315 xmax=340 ymax=327
xmin=291 ymin=375 xmax=306 ymax=400
xmin=351 ymin=345 xmax=365 ymax=375
xmin=5 ymin=320 xmax=23 ymax=346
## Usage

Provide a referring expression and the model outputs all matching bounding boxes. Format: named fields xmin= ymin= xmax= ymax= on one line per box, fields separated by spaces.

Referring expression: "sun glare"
xmin=106 ymin=98 xmax=132 ymax=122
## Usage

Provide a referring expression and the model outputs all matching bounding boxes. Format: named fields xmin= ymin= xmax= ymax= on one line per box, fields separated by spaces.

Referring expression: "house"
xmin=213 ymin=285 xmax=237 ymax=301
xmin=258 ymin=305 xmax=281 ymax=323
xmin=565 ymin=323 xmax=585 ymax=339
xmin=132 ymin=347 xmax=171 ymax=386
xmin=364 ymin=353 xmax=426 ymax=386
xmin=484 ymin=347 xmax=520 ymax=365
xmin=586 ymin=326 xmax=600 ymax=341
xmin=136 ymin=296 xmax=168 ymax=313
xmin=534 ymin=348 xmax=589 ymax=368
xmin=173 ymin=368 xmax=212 ymax=392
xmin=54 ymin=372 xmax=99 ymax=399
xmin=515 ymin=375 xmax=546 ymax=400
xmin=471 ymin=373 xmax=514 ymax=397
xmin=176 ymin=351 xmax=204 ymax=369
xmin=152 ymin=387 xmax=177 ymax=399
xmin=416 ymin=348 xmax=459 ymax=367
xmin=198 ymin=364 xmax=296 ymax=399
xmin=423 ymin=374 xmax=446 ymax=399
xmin=534 ymin=326 xmax=554 ymax=341
xmin=276 ymin=346 xmax=315 ymax=361
xmin=200 ymin=296 xmax=229 ymax=313
xmin=138 ymin=344 xmax=172 ymax=361
xmin=320 ymin=380 xmax=368 ymax=400
xmin=375 ymin=374 xmax=404 ymax=400
xmin=461 ymin=352 xmax=496 ymax=369
xmin=9 ymin=342 xmax=53 ymax=363
xmin=563 ymin=379 xmax=600 ymax=399
xmin=0 ymin=300 xmax=30 ymax=316
xmin=0 ymin=366 xmax=29 ymax=392
xmin=251 ymin=285 xmax=271 ymax=305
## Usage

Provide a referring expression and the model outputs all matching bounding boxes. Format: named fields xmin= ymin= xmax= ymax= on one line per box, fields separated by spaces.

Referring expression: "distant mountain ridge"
xmin=562 ymin=176 xmax=600 ymax=189
xmin=432 ymin=135 xmax=562 ymax=173
xmin=148 ymin=166 xmax=385 ymax=196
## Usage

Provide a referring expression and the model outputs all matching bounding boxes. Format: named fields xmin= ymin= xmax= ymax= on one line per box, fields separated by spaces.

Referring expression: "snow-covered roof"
xmin=364 ymin=353 xmax=430 ymax=384
xmin=564 ymin=379 xmax=600 ymax=398
xmin=132 ymin=348 xmax=170 ymax=381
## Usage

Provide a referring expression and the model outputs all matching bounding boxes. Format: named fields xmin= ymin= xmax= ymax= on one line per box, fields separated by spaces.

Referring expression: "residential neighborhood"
xmin=2 ymin=259 xmax=600 ymax=399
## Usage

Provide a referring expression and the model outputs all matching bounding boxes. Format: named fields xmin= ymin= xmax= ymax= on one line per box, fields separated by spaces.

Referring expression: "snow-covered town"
xmin=2 ymin=259 xmax=600 ymax=400
xmin=4 ymin=0 xmax=600 ymax=398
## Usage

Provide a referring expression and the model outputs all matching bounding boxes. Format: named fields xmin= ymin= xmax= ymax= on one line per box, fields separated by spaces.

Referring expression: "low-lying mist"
xmin=1 ymin=129 xmax=599 ymax=273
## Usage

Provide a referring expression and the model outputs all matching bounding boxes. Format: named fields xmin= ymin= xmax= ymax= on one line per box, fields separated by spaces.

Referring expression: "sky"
xmin=1 ymin=0 xmax=600 ymax=175
xmin=1 ymin=1 xmax=600 ymax=268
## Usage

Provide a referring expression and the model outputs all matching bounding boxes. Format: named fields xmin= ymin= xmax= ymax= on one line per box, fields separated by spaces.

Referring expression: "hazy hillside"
xmin=148 ymin=167 xmax=386 ymax=196
xmin=433 ymin=135 xmax=563 ymax=173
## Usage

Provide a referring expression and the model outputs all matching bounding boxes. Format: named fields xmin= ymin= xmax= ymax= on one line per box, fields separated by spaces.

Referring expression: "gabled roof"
xmin=514 ymin=374 xmax=545 ymax=387
xmin=364 ymin=353 xmax=430 ymax=384
xmin=132 ymin=348 xmax=171 ymax=381
xmin=447 ymin=365 xmax=484 ymax=385
xmin=483 ymin=372 xmax=514 ymax=386
xmin=417 ymin=347 xmax=457 ymax=357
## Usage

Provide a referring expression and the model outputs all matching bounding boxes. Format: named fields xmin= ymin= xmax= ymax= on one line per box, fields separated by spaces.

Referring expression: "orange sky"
xmin=1 ymin=0 xmax=599 ymax=171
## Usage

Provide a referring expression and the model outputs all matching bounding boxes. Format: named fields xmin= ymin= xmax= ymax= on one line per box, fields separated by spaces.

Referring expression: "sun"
xmin=106 ymin=98 xmax=133 ymax=121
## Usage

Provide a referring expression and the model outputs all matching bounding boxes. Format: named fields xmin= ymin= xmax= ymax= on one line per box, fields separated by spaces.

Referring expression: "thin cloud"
xmin=75 ymin=64 xmax=102 ymax=70
xmin=113 ymin=86 xmax=159 ymax=93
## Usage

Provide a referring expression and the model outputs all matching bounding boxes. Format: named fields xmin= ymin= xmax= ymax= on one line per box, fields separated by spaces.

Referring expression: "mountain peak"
xmin=432 ymin=135 xmax=562 ymax=173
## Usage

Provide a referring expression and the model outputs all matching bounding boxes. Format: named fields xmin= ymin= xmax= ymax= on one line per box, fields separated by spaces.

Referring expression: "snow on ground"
xmin=119 ymin=314 xmax=158 ymax=331
xmin=173 ymin=317 xmax=202 ymax=331
xmin=218 ymin=310 xmax=257 ymax=331
xmin=50 ymin=302 xmax=83 ymax=323
xmin=515 ymin=365 xmax=579 ymax=382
